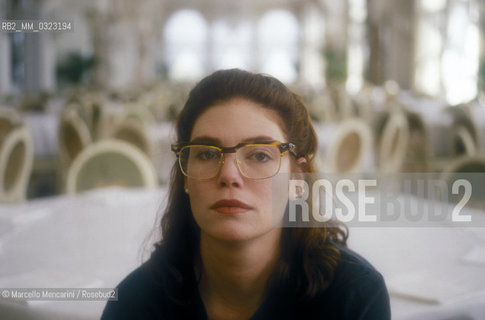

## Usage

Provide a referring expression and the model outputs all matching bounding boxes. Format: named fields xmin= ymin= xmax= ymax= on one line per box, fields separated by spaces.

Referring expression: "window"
xmin=415 ymin=0 xmax=479 ymax=104
xmin=164 ymin=9 xmax=208 ymax=81
xmin=300 ymin=4 xmax=326 ymax=87
xmin=258 ymin=9 xmax=299 ymax=83
xmin=212 ymin=20 xmax=252 ymax=70
xmin=347 ymin=0 xmax=367 ymax=93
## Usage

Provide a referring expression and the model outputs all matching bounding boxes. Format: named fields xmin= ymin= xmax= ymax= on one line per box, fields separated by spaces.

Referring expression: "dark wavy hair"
xmin=148 ymin=69 xmax=348 ymax=304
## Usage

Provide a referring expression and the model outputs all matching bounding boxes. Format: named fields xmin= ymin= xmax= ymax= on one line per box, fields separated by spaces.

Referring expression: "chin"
xmin=203 ymin=224 xmax=258 ymax=242
xmin=202 ymin=221 xmax=278 ymax=244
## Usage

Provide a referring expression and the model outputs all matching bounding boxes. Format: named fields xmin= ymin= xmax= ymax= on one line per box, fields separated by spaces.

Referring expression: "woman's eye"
xmin=197 ymin=150 xmax=219 ymax=160
xmin=250 ymin=152 xmax=271 ymax=162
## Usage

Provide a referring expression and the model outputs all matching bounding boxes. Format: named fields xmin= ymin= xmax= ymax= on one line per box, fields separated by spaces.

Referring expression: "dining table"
xmin=0 ymin=187 xmax=165 ymax=319
xmin=0 ymin=186 xmax=484 ymax=319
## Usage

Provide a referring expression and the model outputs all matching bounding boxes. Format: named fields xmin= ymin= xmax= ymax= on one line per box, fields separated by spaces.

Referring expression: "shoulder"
xmin=318 ymin=244 xmax=391 ymax=320
xmin=334 ymin=244 xmax=385 ymax=287
xmin=101 ymin=262 xmax=167 ymax=320
xmin=101 ymin=258 xmax=205 ymax=320
xmin=256 ymin=244 xmax=390 ymax=320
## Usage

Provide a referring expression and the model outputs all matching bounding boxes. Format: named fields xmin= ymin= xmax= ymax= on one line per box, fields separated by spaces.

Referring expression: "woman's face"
xmin=186 ymin=98 xmax=292 ymax=243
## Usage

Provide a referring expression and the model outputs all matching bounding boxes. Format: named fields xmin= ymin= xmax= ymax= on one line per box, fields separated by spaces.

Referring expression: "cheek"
xmin=256 ymin=182 xmax=274 ymax=203
xmin=270 ymin=178 xmax=291 ymax=221
xmin=252 ymin=180 xmax=281 ymax=219
xmin=186 ymin=182 xmax=207 ymax=209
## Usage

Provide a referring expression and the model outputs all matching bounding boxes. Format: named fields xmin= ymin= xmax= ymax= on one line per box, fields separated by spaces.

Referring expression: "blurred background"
xmin=0 ymin=0 xmax=485 ymax=198
xmin=1 ymin=0 xmax=485 ymax=319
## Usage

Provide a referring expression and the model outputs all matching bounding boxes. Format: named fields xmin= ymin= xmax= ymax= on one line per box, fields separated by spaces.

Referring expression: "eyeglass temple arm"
xmin=281 ymin=142 xmax=297 ymax=156
xmin=171 ymin=144 xmax=181 ymax=156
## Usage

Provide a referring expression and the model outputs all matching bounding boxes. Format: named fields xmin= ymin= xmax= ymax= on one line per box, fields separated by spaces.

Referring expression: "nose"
xmin=217 ymin=153 xmax=244 ymax=188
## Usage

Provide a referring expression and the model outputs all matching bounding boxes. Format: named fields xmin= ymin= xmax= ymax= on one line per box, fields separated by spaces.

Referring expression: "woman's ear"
xmin=295 ymin=157 xmax=307 ymax=172
xmin=290 ymin=158 xmax=307 ymax=199
xmin=297 ymin=157 xmax=307 ymax=165
xmin=291 ymin=157 xmax=307 ymax=177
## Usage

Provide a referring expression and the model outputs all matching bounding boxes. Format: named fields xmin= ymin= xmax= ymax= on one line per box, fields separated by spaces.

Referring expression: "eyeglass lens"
xmin=180 ymin=145 xmax=282 ymax=180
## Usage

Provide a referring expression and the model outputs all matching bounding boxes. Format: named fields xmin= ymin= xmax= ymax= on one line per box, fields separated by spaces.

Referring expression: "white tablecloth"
xmin=0 ymin=187 xmax=165 ymax=319
xmin=1 ymin=187 xmax=484 ymax=319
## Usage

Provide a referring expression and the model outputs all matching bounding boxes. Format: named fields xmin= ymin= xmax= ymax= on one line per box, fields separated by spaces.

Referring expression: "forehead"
xmin=190 ymin=98 xmax=287 ymax=143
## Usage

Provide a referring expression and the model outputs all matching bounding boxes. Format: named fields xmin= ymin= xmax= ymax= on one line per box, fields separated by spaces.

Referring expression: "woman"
xmin=102 ymin=69 xmax=390 ymax=319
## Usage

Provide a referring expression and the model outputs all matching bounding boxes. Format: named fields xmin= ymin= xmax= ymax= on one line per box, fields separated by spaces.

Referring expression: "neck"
xmin=199 ymin=228 xmax=281 ymax=319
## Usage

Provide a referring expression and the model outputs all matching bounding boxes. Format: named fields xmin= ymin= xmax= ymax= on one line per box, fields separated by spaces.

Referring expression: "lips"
xmin=210 ymin=199 xmax=253 ymax=214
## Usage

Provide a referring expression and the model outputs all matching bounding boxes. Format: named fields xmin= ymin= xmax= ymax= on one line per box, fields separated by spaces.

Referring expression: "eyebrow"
xmin=190 ymin=135 xmax=277 ymax=146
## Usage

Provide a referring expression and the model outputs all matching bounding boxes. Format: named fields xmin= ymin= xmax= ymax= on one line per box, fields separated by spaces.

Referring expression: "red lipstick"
xmin=210 ymin=199 xmax=252 ymax=214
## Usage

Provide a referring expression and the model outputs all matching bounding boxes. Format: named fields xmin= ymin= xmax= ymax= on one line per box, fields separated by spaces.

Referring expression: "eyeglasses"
xmin=171 ymin=141 xmax=297 ymax=180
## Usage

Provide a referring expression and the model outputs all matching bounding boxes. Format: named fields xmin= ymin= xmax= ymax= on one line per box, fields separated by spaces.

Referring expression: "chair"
xmin=0 ymin=106 xmax=21 ymax=143
xmin=468 ymin=99 xmax=485 ymax=153
xmin=109 ymin=118 xmax=155 ymax=161
xmin=323 ymin=118 xmax=373 ymax=174
xmin=441 ymin=156 xmax=485 ymax=210
xmin=58 ymin=108 xmax=92 ymax=168
xmin=453 ymin=125 xmax=476 ymax=156
xmin=445 ymin=106 xmax=478 ymax=157
xmin=402 ymin=111 xmax=430 ymax=172
xmin=0 ymin=126 xmax=34 ymax=202
xmin=377 ymin=111 xmax=410 ymax=173
xmin=66 ymin=139 xmax=158 ymax=194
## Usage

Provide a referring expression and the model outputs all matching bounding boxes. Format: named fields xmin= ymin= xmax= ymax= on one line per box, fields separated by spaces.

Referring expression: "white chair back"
xmin=445 ymin=106 xmax=478 ymax=157
xmin=323 ymin=119 xmax=373 ymax=174
xmin=110 ymin=118 xmax=154 ymax=161
xmin=378 ymin=111 xmax=410 ymax=173
xmin=0 ymin=126 xmax=34 ymax=202
xmin=66 ymin=139 xmax=158 ymax=194
xmin=441 ymin=156 xmax=485 ymax=210
xmin=0 ymin=107 xmax=21 ymax=143
xmin=58 ymin=108 xmax=92 ymax=168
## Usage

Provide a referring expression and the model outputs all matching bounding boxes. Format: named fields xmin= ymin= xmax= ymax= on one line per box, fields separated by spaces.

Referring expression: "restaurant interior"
xmin=1 ymin=0 xmax=485 ymax=319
